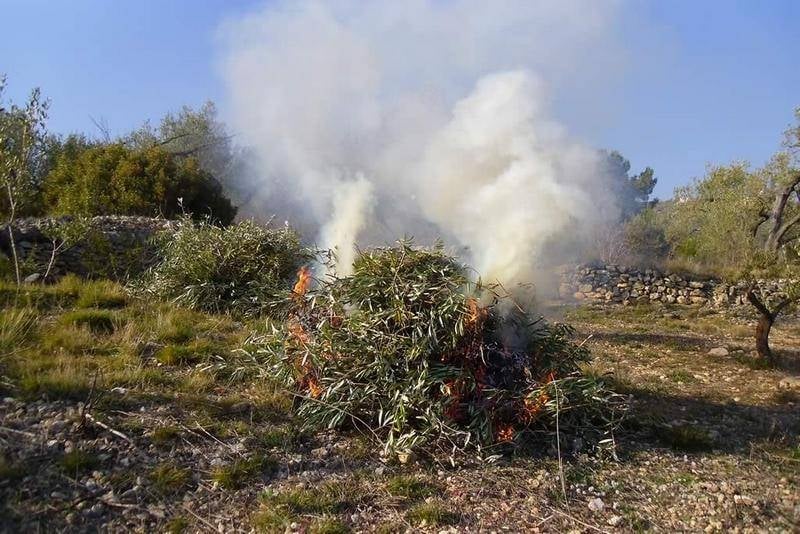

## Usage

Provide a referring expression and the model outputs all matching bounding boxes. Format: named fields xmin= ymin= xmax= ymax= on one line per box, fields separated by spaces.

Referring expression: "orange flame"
xmin=495 ymin=423 xmax=515 ymax=443
xmin=287 ymin=317 xmax=310 ymax=344
xmin=466 ymin=298 xmax=487 ymax=329
xmin=293 ymin=266 xmax=312 ymax=301
xmin=307 ymin=376 xmax=323 ymax=398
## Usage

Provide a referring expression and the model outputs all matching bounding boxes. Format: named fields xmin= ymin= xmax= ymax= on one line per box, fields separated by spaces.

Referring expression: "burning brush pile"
xmin=255 ymin=241 xmax=622 ymax=457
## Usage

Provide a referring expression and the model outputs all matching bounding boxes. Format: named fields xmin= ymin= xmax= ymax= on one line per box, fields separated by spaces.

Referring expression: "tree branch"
xmin=746 ymin=287 xmax=773 ymax=320
xmin=767 ymin=172 xmax=800 ymax=250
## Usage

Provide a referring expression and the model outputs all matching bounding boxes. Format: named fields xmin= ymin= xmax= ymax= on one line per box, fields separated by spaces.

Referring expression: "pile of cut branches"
xmin=256 ymin=241 xmax=622 ymax=457
xmin=134 ymin=217 xmax=310 ymax=317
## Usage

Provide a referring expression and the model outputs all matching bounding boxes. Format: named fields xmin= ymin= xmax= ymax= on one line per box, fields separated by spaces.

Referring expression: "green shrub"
xmin=43 ymin=143 xmax=236 ymax=224
xmin=135 ymin=218 xmax=308 ymax=316
xmin=257 ymin=242 xmax=623 ymax=456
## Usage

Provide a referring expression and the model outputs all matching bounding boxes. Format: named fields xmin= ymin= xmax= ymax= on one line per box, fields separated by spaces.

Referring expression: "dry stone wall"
xmin=559 ymin=264 xmax=787 ymax=308
xmin=0 ymin=216 xmax=176 ymax=281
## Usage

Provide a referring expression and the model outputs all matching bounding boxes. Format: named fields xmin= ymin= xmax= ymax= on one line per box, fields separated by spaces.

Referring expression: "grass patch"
xmin=309 ymin=517 xmax=350 ymax=534
xmin=149 ymin=463 xmax=191 ymax=495
xmin=75 ymin=280 xmax=127 ymax=309
xmin=20 ymin=363 xmax=94 ymax=400
xmin=667 ymin=369 xmax=697 ymax=384
xmin=676 ymin=473 xmax=698 ymax=486
xmin=385 ymin=474 xmax=437 ymax=500
xmin=734 ymin=353 xmax=772 ymax=370
xmin=0 ymin=308 xmax=37 ymax=353
xmin=257 ymin=426 xmax=300 ymax=449
xmin=180 ymin=369 xmax=217 ymax=393
xmin=156 ymin=344 xmax=200 ymax=366
xmin=60 ymin=309 xmax=118 ymax=334
xmin=41 ymin=325 xmax=98 ymax=354
xmin=60 ymin=449 xmax=99 ymax=476
xmin=212 ymin=454 xmax=277 ymax=489
xmin=268 ymin=479 xmax=366 ymax=515
xmin=151 ymin=425 xmax=182 ymax=445
xmin=251 ymin=504 xmax=292 ymax=532
xmin=405 ymin=500 xmax=460 ymax=526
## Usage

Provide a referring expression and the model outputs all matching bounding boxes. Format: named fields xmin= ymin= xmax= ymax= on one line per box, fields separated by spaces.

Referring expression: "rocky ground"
xmin=1 ymin=282 xmax=798 ymax=532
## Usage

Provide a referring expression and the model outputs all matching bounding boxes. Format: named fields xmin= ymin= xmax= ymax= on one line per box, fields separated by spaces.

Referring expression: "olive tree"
xmin=0 ymin=77 xmax=49 ymax=283
xmin=667 ymin=108 xmax=800 ymax=363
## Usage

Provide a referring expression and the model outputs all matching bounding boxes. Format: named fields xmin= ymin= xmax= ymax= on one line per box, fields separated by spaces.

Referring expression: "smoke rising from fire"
xmin=219 ymin=0 xmax=624 ymax=285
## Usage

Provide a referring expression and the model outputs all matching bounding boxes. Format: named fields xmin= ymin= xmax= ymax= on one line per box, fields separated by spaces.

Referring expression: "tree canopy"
xmin=44 ymin=143 xmax=236 ymax=224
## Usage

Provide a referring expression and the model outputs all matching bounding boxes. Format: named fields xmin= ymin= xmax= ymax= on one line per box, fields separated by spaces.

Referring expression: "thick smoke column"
xmin=219 ymin=0 xmax=623 ymax=285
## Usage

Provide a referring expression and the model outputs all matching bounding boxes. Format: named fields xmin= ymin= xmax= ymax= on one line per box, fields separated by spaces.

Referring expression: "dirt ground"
xmin=1 ymin=300 xmax=798 ymax=533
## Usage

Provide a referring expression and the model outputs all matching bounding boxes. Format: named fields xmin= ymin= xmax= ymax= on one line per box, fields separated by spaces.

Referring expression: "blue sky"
xmin=1 ymin=0 xmax=798 ymax=199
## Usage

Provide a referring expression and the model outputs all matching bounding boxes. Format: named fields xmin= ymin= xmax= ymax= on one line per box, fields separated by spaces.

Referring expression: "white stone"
xmin=588 ymin=497 xmax=605 ymax=512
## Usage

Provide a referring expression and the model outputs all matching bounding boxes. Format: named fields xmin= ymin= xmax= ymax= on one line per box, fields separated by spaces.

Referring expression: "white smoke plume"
xmin=319 ymin=175 xmax=374 ymax=276
xmin=218 ymin=0 xmax=624 ymax=285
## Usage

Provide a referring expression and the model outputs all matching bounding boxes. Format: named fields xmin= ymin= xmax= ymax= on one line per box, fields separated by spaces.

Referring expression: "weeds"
xmin=149 ymin=463 xmax=191 ymax=495
xmin=385 ymin=475 xmax=436 ymax=500
xmin=211 ymin=454 xmax=277 ymax=489
xmin=405 ymin=500 xmax=459 ymax=526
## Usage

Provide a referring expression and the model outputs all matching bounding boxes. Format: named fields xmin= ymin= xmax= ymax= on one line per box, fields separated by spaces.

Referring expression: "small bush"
xmin=134 ymin=218 xmax=309 ymax=317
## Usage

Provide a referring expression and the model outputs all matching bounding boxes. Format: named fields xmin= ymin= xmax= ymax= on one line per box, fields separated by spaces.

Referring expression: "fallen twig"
xmin=84 ymin=413 xmax=135 ymax=446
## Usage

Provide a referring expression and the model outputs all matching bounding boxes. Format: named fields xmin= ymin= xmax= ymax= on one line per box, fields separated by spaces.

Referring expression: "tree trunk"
xmin=754 ymin=309 xmax=774 ymax=363
xmin=746 ymin=288 xmax=777 ymax=365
